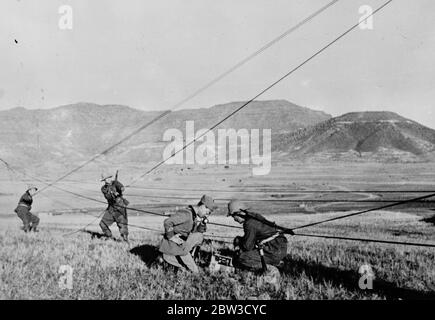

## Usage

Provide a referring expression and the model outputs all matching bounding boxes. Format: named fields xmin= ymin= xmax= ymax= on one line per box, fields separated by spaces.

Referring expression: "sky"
xmin=1 ymin=0 xmax=434 ymax=128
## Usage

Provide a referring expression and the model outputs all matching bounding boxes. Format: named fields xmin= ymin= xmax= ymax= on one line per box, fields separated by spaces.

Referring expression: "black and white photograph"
xmin=1 ymin=0 xmax=434 ymax=307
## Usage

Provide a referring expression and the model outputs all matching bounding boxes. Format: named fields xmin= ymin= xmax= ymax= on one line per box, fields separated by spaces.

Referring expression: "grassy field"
xmin=1 ymin=162 xmax=435 ymax=300
xmin=1 ymin=210 xmax=434 ymax=300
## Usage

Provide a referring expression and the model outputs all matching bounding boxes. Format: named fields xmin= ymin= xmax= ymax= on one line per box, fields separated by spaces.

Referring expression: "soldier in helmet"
xmin=99 ymin=173 xmax=130 ymax=242
xmin=159 ymin=195 xmax=217 ymax=273
xmin=15 ymin=186 xmax=39 ymax=232
xmin=227 ymin=199 xmax=290 ymax=271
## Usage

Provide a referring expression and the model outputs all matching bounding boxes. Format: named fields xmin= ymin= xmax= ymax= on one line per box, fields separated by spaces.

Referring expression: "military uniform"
xmin=233 ymin=212 xmax=288 ymax=271
xmin=99 ymin=180 xmax=129 ymax=241
xmin=15 ymin=191 xmax=39 ymax=232
xmin=159 ymin=205 xmax=207 ymax=273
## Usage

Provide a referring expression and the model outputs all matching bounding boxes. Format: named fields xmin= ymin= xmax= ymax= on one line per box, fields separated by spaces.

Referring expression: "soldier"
xmin=15 ymin=186 xmax=39 ymax=232
xmin=227 ymin=199 xmax=290 ymax=271
xmin=159 ymin=195 xmax=217 ymax=273
xmin=99 ymin=173 xmax=130 ymax=242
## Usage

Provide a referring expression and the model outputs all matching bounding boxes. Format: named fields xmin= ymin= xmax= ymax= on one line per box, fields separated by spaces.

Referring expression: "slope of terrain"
xmin=274 ymin=111 xmax=435 ymax=162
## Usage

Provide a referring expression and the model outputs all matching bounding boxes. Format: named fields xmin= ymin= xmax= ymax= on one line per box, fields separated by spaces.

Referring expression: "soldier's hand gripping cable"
xmin=98 ymin=172 xmax=129 ymax=242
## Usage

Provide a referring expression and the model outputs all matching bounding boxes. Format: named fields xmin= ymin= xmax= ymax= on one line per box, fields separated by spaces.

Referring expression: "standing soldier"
xmin=15 ymin=186 xmax=39 ymax=232
xmin=99 ymin=172 xmax=129 ymax=242
xmin=227 ymin=199 xmax=290 ymax=272
xmin=159 ymin=195 xmax=217 ymax=273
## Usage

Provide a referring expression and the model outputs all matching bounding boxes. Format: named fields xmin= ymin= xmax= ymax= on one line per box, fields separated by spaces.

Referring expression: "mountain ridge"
xmin=0 ymin=100 xmax=331 ymax=170
xmin=273 ymin=111 xmax=435 ymax=161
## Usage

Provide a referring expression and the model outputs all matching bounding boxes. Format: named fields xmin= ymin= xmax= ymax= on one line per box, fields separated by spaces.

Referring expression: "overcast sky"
xmin=1 ymin=0 xmax=434 ymax=128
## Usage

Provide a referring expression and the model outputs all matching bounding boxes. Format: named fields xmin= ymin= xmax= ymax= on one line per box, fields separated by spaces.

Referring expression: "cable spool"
xmin=209 ymin=253 xmax=235 ymax=273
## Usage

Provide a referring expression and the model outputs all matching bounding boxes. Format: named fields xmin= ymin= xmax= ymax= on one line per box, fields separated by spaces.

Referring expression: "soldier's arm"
xmin=113 ymin=180 xmax=125 ymax=196
xmin=163 ymin=213 xmax=186 ymax=239
xmin=240 ymin=221 xmax=257 ymax=251
xmin=195 ymin=220 xmax=207 ymax=233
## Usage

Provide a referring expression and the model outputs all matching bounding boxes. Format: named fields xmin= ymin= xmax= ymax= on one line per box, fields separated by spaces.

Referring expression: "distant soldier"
xmin=227 ymin=199 xmax=290 ymax=271
xmin=15 ymin=186 xmax=39 ymax=232
xmin=99 ymin=173 xmax=130 ymax=242
xmin=159 ymin=195 xmax=217 ymax=273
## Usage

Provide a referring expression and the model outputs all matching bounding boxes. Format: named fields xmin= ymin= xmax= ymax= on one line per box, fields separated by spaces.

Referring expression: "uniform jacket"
xmin=239 ymin=212 xmax=280 ymax=251
xmin=17 ymin=191 xmax=33 ymax=210
xmin=101 ymin=180 xmax=128 ymax=207
xmin=159 ymin=206 xmax=206 ymax=256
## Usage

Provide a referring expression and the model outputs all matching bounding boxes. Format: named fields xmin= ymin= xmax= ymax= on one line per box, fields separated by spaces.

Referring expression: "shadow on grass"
xmin=129 ymin=244 xmax=215 ymax=271
xmin=128 ymin=240 xmax=434 ymax=299
xmin=130 ymin=244 xmax=161 ymax=267
xmin=281 ymin=255 xmax=435 ymax=300
xmin=82 ymin=230 xmax=122 ymax=242
xmin=422 ymin=214 xmax=435 ymax=226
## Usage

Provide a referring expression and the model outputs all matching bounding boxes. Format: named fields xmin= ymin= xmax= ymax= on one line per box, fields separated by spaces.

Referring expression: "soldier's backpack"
xmin=101 ymin=183 xmax=118 ymax=204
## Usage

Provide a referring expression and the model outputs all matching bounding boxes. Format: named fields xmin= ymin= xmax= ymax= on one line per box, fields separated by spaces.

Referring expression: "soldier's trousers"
xmin=163 ymin=254 xmax=199 ymax=273
xmin=162 ymin=232 xmax=204 ymax=273
xmin=15 ymin=206 xmax=39 ymax=232
xmin=233 ymin=235 xmax=288 ymax=271
xmin=99 ymin=205 xmax=128 ymax=239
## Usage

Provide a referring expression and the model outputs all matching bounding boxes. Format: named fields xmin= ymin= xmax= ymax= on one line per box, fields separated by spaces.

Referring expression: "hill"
xmin=0 ymin=100 xmax=330 ymax=170
xmin=273 ymin=111 xmax=435 ymax=161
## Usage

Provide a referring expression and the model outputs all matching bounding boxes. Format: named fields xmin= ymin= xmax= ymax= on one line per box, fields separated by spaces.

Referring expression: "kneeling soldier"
xmin=227 ymin=199 xmax=290 ymax=272
xmin=15 ymin=186 xmax=39 ymax=232
xmin=159 ymin=195 xmax=216 ymax=273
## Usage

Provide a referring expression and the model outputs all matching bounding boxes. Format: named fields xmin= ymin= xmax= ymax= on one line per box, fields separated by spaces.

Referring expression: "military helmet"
xmin=227 ymin=199 xmax=249 ymax=216
xmin=27 ymin=185 xmax=38 ymax=192
xmin=100 ymin=173 xmax=113 ymax=182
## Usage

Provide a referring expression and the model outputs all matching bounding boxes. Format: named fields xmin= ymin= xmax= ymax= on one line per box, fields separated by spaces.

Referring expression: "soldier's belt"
xmin=258 ymin=232 xmax=281 ymax=246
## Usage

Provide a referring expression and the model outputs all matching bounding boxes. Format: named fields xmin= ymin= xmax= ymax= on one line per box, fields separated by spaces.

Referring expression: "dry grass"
xmin=1 ymin=210 xmax=434 ymax=300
